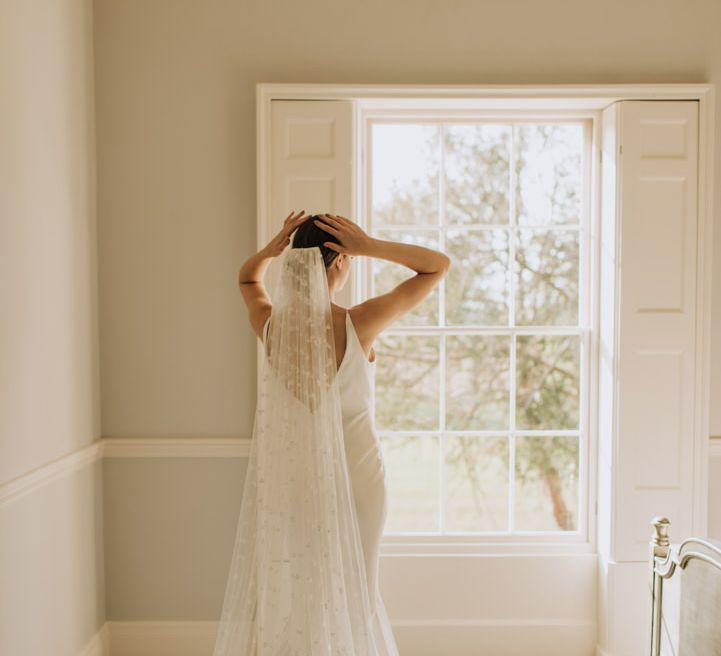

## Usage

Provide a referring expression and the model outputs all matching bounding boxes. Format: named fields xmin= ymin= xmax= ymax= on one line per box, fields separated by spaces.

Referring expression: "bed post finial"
xmin=651 ymin=516 xmax=671 ymax=559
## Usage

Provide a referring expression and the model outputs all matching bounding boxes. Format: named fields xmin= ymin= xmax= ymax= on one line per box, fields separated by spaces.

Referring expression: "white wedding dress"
xmin=262 ymin=308 xmax=400 ymax=655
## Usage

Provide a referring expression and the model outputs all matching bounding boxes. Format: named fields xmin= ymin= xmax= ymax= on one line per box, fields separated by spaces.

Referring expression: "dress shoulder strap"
xmin=345 ymin=307 xmax=376 ymax=365
xmin=344 ymin=308 xmax=353 ymax=355
xmin=262 ymin=314 xmax=271 ymax=356
xmin=345 ymin=308 xmax=363 ymax=355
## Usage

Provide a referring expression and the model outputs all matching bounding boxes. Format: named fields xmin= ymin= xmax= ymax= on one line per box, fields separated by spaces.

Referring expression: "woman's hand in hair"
xmin=313 ymin=214 xmax=374 ymax=256
xmin=262 ymin=210 xmax=309 ymax=258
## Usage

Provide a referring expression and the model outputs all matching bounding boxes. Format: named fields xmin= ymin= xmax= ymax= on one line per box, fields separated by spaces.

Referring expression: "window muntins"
xmin=363 ymin=115 xmax=594 ymax=546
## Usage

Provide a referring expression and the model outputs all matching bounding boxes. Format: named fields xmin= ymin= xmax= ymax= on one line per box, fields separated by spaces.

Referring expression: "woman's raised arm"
xmin=313 ymin=214 xmax=450 ymax=348
xmin=238 ymin=210 xmax=308 ymax=338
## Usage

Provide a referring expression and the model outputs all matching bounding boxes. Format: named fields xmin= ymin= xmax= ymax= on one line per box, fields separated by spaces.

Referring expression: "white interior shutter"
xmin=612 ymin=99 xmax=700 ymax=560
xmin=597 ymin=99 xmax=701 ymax=655
xmin=264 ymin=100 xmax=355 ymax=307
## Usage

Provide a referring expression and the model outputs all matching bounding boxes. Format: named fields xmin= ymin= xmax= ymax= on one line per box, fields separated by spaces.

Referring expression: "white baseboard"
xmin=596 ymin=646 xmax=613 ymax=656
xmin=99 ymin=620 xmax=595 ymax=656
xmin=106 ymin=622 xmax=219 ymax=656
xmin=79 ymin=624 xmax=110 ymax=656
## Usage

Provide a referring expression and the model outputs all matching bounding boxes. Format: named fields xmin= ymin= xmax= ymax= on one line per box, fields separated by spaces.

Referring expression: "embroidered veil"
xmin=212 ymin=246 xmax=377 ymax=655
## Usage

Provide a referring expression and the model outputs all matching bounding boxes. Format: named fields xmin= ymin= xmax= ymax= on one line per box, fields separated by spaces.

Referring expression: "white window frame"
xmin=361 ymin=111 xmax=595 ymax=550
xmin=257 ymin=83 xmax=714 ymax=557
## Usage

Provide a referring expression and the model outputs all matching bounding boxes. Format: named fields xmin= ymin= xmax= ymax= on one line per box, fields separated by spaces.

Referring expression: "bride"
xmin=212 ymin=210 xmax=450 ymax=655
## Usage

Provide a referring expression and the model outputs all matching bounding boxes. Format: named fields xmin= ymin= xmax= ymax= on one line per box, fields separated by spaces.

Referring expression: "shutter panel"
xmin=614 ymin=100 xmax=699 ymax=561
xmin=266 ymin=100 xmax=355 ymax=307
xmin=598 ymin=99 xmax=701 ymax=655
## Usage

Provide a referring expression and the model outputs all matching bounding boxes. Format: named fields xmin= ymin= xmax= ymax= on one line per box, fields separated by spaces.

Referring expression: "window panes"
xmin=370 ymin=119 xmax=587 ymax=536
xmin=516 ymin=335 xmax=580 ymax=431
xmin=514 ymin=436 xmax=579 ymax=531
xmin=372 ymin=124 xmax=440 ymax=226
xmin=515 ymin=228 xmax=579 ymax=326
xmin=445 ymin=335 xmax=510 ymax=430
xmin=375 ymin=335 xmax=440 ymax=431
xmin=445 ymin=229 xmax=509 ymax=326
xmin=380 ymin=435 xmax=440 ymax=532
xmin=373 ymin=230 xmax=440 ymax=326
xmin=514 ymin=124 xmax=583 ymax=226
xmin=444 ymin=124 xmax=511 ymax=225
xmin=444 ymin=436 xmax=509 ymax=531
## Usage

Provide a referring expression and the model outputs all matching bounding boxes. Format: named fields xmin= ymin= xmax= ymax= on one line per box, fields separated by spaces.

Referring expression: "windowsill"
xmin=380 ymin=535 xmax=596 ymax=556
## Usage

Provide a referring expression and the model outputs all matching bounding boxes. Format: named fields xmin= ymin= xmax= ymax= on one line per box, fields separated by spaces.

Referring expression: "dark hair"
xmin=291 ymin=215 xmax=341 ymax=268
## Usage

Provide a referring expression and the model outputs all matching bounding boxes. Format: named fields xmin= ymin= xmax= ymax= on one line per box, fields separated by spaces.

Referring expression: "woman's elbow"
xmin=438 ymin=253 xmax=451 ymax=275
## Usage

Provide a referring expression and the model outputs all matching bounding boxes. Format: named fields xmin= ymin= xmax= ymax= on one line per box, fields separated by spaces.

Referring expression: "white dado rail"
xmin=0 ymin=437 xmax=252 ymax=508
xmin=3 ymin=435 xmax=720 ymax=509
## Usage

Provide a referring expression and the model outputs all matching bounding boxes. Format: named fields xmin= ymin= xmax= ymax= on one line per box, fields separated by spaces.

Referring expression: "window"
xmin=364 ymin=116 xmax=592 ymax=541
xmin=263 ymin=86 xmax=711 ymax=645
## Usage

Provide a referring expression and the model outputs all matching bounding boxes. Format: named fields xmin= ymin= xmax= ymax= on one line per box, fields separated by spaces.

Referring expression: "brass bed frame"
xmin=649 ymin=517 xmax=721 ymax=655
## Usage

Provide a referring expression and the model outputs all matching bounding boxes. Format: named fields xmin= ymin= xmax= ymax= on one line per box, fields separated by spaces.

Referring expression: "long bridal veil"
xmin=212 ymin=246 xmax=377 ymax=655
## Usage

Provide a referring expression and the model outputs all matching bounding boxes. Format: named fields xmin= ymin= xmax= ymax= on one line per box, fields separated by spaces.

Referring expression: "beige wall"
xmin=0 ymin=0 xmax=104 ymax=653
xmin=1 ymin=0 xmax=100 ymax=485
xmin=92 ymin=0 xmax=721 ymax=634
xmin=93 ymin=0 xmax=721 ymax=440
xmin=103 ymin=456 xmax=245 ymax=619
xmin=0 ymin=461 xmax=105 ymax=656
